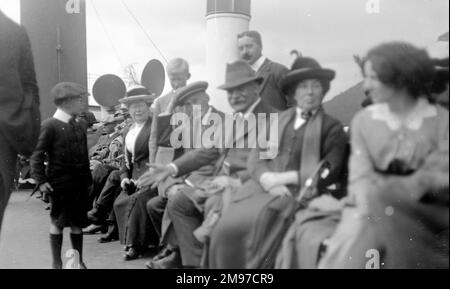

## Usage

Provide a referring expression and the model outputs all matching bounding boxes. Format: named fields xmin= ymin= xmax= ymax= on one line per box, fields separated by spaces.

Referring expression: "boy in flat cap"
xmin=30 ymin=82 xmax=92 ymax=269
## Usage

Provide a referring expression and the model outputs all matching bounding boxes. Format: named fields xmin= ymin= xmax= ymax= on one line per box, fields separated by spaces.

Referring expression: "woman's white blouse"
xmin=125 ymin=122 xmax=145 ymax=158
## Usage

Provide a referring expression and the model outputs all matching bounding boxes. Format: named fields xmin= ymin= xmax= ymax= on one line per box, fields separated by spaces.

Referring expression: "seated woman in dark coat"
xmin=319 ymin=42 xmax=449 ymax=269
xmin=207 ymin=57 xmax=349 ymax=269
xmin=110 ymin=87 xmax=159 ymax=260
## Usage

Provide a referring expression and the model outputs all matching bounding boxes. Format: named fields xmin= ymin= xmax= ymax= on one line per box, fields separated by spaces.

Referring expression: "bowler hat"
xmin=174 ymin=81 xmax=209 ymax=106
xmin=119 ymin=86 xmax=157 ymax=106
xmin=51 ymin=82 xmax=90 ymax=102
xmin=218 ymin=60 xmax=263 ymax=91
xmin=281 ymin=57 xmax=335 ymax=95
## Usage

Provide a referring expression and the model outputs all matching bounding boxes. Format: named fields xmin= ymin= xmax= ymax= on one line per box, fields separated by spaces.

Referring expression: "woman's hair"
xmin=363 ymin=42 xmax=436 ymax=98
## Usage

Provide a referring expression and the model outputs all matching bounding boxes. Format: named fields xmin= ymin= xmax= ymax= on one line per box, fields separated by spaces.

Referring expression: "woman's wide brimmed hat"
xmin=119 ymin=86 xmax=157 ymax=106
xmin=218 ymin=60 xmax=264 ymax=91
xmin=281 ymin=57 xmax=335 ymax=94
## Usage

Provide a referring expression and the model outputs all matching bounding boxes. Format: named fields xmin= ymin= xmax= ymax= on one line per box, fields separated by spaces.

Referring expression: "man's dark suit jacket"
xmin=0 ymin=11 xmax=40 ymax=156
xmin=257 ymin=58 xmax=289 ymax=111
xmin=172 ymin=100 xmax=277 ymax=184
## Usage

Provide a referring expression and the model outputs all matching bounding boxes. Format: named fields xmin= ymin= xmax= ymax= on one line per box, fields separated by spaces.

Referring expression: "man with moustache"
xmin=139 ymin=60 xmax=276 ymax=268
xmin=237 ymin=30 xmax=289 ymax=111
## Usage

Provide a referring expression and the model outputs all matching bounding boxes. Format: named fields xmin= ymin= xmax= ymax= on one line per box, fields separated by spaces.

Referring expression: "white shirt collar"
xmin=369 ymin=98 xmax=437 ymax=131
xmin=53 ymin=108 xmax=73 ymax=124
xmin=251 ymin=56 xmax=267 ymax=72
xmin=294 ymin=107 xmax=319 ymax=130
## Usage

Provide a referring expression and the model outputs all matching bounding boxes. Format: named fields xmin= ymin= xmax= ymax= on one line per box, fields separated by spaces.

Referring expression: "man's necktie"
xmin=301 ymin=111 xmax=312 ymax=120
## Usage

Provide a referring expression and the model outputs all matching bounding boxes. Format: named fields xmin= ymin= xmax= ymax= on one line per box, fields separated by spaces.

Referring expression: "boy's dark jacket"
xmin=30 ymin=118 xmax=92 ymax=190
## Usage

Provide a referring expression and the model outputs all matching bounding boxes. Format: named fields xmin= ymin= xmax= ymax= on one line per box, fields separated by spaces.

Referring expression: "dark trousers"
xmin=95 ymin=170 xmax=122 ymax=214
xmin=0 ymin=135 xmax=17 ymax=234
xmin=167 ymin=191 xmax=204 ymax=267
xmin=146 ymin=196 xmax=167 ymax=242
xmin=87 ymin=165 xmax=117 ymax=211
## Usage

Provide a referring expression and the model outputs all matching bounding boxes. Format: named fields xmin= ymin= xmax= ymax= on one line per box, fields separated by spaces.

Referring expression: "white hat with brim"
xmin=118 ymin=94 xmax=156 ymax=106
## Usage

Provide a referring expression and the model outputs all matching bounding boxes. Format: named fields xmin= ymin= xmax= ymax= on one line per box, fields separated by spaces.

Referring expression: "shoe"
xmin=149 ymin=251 xmax=182 ymax=269
xmin=152 ymin=246 xmax=173 ymax=262
xmin=98 ymin=225 xmax=119 ymax=243
xmin=98 ymin=234 xmax=118 ymax=243
xmin=87 ymin=207 xmax=106 ymax=224
xmin=83 ymin=224 xmax=107 ymax=235
xmin=145 ymin=260 xmax=153 ymax=269
xmin=123 ymin=247 xmax=141 ymax=261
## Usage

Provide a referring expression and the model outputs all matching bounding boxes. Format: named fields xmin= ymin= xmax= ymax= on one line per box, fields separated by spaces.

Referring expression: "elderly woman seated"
xmin=106 ymin=87 xmax=159 ymax=260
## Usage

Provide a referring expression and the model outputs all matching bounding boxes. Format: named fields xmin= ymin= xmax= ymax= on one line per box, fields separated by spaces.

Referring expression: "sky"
xmin=1 ymin=0 xmax=449 ymax=104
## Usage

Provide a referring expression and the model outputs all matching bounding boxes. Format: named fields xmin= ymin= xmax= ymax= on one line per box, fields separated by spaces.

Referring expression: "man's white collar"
xmin=251 ymin=56 xmax=267 ymax=72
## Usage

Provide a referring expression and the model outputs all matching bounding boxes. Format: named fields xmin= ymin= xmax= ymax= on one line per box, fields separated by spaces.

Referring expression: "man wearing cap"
xmin=0 ymin=10 xmax=40 ymax=234
xmin=237 ymin=30 xmax=289 ymax=111
xmin=82 ymin=116 xmax=127 ymax=234
xmin=122 ymin=81 xmax=218 ymax=265
xmin=140 ymin=61 xmax=276 ymax=268
xmin=30 ymin=82 xmax=92 ymax=269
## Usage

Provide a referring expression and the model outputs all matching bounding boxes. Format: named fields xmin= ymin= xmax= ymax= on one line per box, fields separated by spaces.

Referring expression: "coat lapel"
xmin=133 ymin=118 xmax=152 ymax=162
xmin=257 ymin=59 xmax=272 ymax=94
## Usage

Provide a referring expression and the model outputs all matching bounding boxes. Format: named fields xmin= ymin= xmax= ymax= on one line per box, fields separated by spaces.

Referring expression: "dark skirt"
xmin=125 ymin=186 xmax=159 ymax=247
xmin=49 ymin=182 xmax=89 ymax=228
xmin=275 ymin=209 xmax=341 ymax=269
xmin=113 ymin=187 xmax=158 ymax=245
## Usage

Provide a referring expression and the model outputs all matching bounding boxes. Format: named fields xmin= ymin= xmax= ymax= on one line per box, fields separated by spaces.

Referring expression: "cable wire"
xmin=89 ymin=0 xmax=126 ymax=69
xmin=119 ymin=0 xmax=169 ymax=64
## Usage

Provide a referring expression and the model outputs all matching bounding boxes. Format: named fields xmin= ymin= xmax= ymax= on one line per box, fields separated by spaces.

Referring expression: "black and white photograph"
xmin=0 ymin=0 xmax=448 ymax=276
